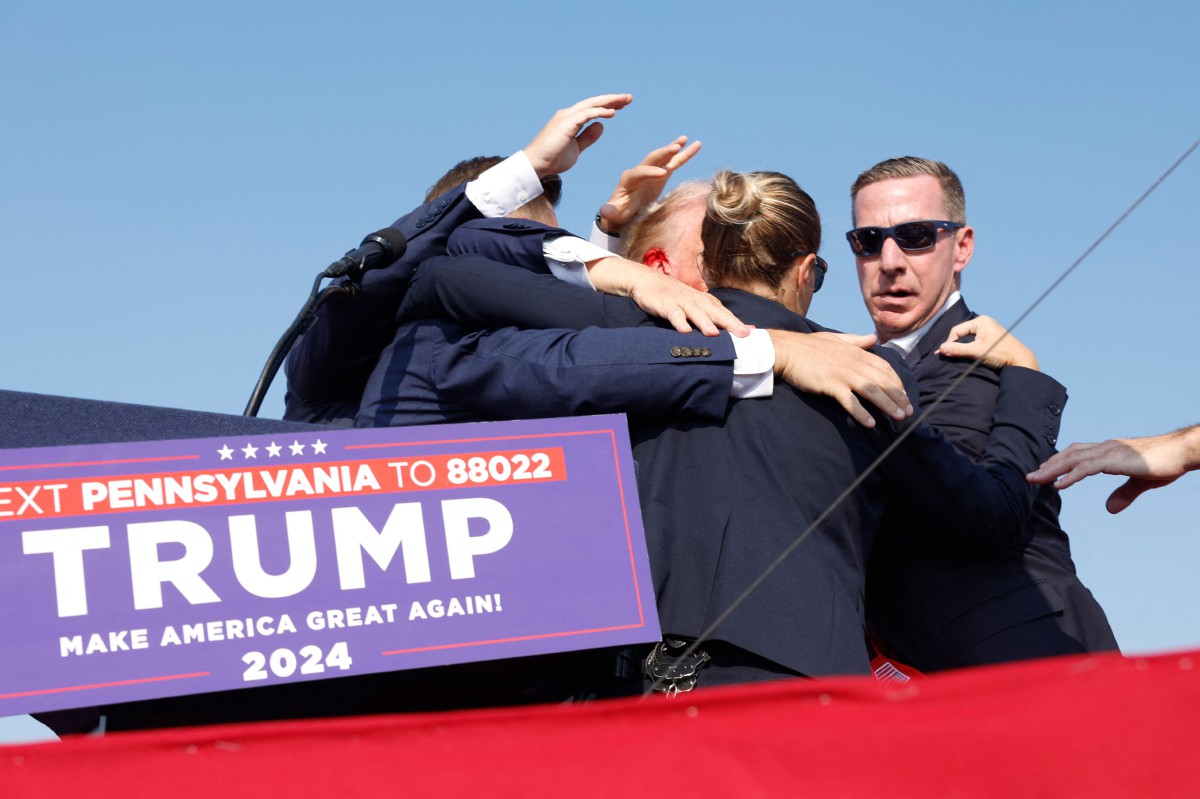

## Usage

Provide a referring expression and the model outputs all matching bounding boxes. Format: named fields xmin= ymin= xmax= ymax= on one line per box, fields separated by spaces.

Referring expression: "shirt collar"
xmin=882 ymin=291 xmax=962 ymax=357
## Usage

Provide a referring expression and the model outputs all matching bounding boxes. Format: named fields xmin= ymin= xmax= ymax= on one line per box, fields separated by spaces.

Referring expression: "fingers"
xmin=553 ymin=94 xmax=633 ymax=131
xmin=664 ymin=305 xmax=693 ymax=334
xmin=526 ymin=93 xmax=632 ymax=176
xmin=827 ymin=332 xmax=878 ymax=350
xmin=664 ymin=139 xmax=702 ymax=170
xmin=691 ymin=299 xmax=748 ymax=337
xmin=835 ymin=390 xmax=876 ymax=429
xmin=625 ymin=267 xmax=748 ymax=337
xmin=938 ymin=340 xmax=976 ymax=359
xmin=621 ymin=164 xmax=671 ymax=185
xmin=640 ymin=136 xmax=688 ymax=167
xmin=866 ymin=372 xmax=913 ymax=419
xmin=854 ymin=383 xmax=905 ymax=423
xmin=557 ymin=95 xmax=631 ymax=140
xmin=569 ymin=93 xmax=634 ymax=115
xmin=1027 ymin=444 xmax=1094 ymax=487
xmin=943 ymin=318 xmax=980 ymax=344
xmin=772 ymin=332 xmax=912 ymax=424
xmin=575 ymin=121 xmax=605 ymax=154
xmin=669 ymin=294 xmax=747 ymax=337
xmin=844 ymin=354 xmax=912 ymax=420
xmin=1026 ymin=453 xmax=1069 ymax=486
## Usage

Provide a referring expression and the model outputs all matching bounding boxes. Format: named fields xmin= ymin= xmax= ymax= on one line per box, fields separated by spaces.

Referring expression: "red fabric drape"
xmin=5 ymin=648 xmax=1198 ymax=797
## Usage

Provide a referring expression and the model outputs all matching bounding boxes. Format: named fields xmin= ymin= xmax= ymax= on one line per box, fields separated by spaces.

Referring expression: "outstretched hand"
xmin=522 ymin=94 xmax=633 ymax=178
xmin=770 ymin=330 xmax=913 ymax=428
xmin=938 ymin=315 xmax=1039 ymax=370
xmin=597 ymin=135 xmax=703 ymax=233
xmin=1028 ymin=427 xmax=1200 ymax=513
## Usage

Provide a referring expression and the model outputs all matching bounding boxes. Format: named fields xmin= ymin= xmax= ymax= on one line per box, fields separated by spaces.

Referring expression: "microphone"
xmin=324 ymin=227 xmax=408 ymax=279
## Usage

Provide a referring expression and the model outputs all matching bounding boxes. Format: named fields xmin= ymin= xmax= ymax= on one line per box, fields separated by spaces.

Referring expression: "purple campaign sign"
xmin=0 ymin=415 xmax=659 ymax=715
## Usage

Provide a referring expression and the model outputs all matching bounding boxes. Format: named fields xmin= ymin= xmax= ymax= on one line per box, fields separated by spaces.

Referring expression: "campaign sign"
xmin=0 ymin=415 xmax=658 ymax=715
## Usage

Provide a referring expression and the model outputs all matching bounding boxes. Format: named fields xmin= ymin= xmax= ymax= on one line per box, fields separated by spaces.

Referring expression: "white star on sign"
xmin=289 ymin=440 xmax=305 ymax=456
xmin=242 ymin=443 xmax=259 ymax=459
xmin=266 ymin=442 xmax=282 ymax=458
xmin=311 ymin=439 xmax=328 ymax=455
xmin=218 ymin=445 xmax=234 ymax=460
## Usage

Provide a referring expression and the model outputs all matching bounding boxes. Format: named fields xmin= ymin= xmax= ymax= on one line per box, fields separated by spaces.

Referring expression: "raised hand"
xmin=522 ymin=94 xmax=633 ymax=178
xmin=597 ymin=135 xmax=703 ymax=234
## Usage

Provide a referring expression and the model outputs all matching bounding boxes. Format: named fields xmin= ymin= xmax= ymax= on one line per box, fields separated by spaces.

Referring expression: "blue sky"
xmin=2 ymin=1 xmax=1198 ymax=741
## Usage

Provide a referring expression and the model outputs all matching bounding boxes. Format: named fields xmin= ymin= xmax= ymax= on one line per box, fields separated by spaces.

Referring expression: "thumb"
xmin=943 ymin=319 xmax=978 ymax=345
xmin=1106 ymin=478 xmax=1148 ymax=514
xmin=575 ymin=121 xmax=605 ymax=154
xmin=832 ymin=333 xmax=878 ymax=350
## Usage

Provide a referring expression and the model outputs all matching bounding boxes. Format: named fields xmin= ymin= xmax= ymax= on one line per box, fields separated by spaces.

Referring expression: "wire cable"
xmin=644 ymin=137 xmax=1200 ymax=697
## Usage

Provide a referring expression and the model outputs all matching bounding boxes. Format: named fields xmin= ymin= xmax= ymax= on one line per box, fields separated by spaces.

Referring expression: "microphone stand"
xmin=243 ymin=271 xmax=358 ymax=418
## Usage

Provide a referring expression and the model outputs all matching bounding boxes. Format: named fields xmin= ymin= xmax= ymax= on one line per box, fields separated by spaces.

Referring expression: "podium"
xmin=0 ymin=392 xmax=650 ymax=730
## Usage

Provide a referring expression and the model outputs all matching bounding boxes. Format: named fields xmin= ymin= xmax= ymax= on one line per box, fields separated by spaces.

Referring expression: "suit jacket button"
xmin=1045 ymin=434 xmax=1057 ymax=446
xmin=1049 ymin=404 xmax=1062 ymax=416
xmin=671 ymin=347 xmax=683 ymax=357
xmin=700 ymin=347 xmax=712 ymax=357
xmin=415 ymin=220 xmax=426 ymax=228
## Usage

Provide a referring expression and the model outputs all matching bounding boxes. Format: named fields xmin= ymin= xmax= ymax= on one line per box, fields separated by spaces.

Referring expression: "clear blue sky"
xmin=2 ymin=0 xmax=1198 ymax=742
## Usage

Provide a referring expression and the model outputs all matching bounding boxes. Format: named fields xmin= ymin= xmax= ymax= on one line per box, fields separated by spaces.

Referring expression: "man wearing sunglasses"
xmin=850 ymin=157 xmax=1118 ymax=673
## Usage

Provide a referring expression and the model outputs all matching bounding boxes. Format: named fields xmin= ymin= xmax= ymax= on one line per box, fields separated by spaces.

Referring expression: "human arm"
xmin=593 ymin=135 xmax=702 ymax=238
xmin=404 ymin=254 xmax=912 ymax=420
xmin=428 ymin=324 xmax=737 ymax=422
xmin=885 ymin=361 xmax=1067 ymax=547
xmin=1027 ymin=424 xmax=1200 ymax=513
xmin=283 ymin=93 xmax=632 ymax=421
xmin=445 ymin=221 xmax=744 ymax=336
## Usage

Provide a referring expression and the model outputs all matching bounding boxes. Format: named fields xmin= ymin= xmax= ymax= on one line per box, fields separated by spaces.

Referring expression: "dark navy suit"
xmin=355 ymin=304 xmax=738 ymax=428
xmin=284 ymin=185 xmax=484 ymax=423
xmin=866 ymin=298 xmax=1118 ymax=671
xmin=633 ymin=290 xmax=1065 ymax=677
xmin=357 ymin=216 xmax=741 ymax=428
xmin=398 ymin=242 xmax=1068 ymax=677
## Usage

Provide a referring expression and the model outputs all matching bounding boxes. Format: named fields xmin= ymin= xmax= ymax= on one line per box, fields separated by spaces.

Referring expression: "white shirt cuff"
xmin=542 ymin=234 xmax=604 ymax=290
xmin=731 ymin=328 xmax=775 ymax=399
xmin=590 ymin=221 xmax=622 ymax=253
xmin=465 ymin=151 xmax=543 ymax=218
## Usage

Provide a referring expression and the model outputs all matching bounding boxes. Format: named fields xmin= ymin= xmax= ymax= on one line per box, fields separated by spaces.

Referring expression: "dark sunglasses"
xmin=791 ymin=251 xmax=828 ymax=293
xmin=845 ymin=220 xmax=962 ymax=257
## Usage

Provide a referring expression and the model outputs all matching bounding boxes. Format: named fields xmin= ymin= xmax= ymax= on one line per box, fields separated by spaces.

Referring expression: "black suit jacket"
xmin=867 ymin=298 xmax=1117 ymax=671
xmin=632 ymin=289 xmax=1068 ymax=677
xmin=283 ymin=185 xmax=485 ymax=423
xmin=406 ymin=226 xmax=1073 ymax=675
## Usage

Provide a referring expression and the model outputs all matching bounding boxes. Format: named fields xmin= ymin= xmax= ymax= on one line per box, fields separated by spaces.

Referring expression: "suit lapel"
xmin=910 ymin=297 xmax=973 ymax=371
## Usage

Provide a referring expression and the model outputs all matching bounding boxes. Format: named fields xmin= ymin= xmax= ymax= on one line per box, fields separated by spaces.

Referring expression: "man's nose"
xmin=879 ymin=236 xmax=907 ymax=273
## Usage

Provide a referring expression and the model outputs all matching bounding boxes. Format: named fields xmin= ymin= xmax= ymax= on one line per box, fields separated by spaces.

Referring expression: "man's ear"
xmin=642 ymin=247 xmax=671 ymax=275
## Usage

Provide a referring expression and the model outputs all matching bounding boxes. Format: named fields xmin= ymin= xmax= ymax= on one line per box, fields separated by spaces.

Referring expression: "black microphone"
xmin=324 ymin=227 xmax=408 ymax=279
